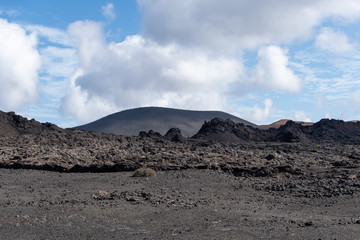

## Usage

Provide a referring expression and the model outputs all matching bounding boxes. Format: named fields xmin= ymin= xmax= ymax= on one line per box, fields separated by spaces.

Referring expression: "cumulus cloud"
xmin=244 ymin=99 xmax=273 ymax=123
xmin=294 ymin=111 xmax=312 ymax=122
xmin=102 ymin=3 xmax=115 ymax=21
xmin=315 ymin=27 xmax=354 ymax=53
xmin=138 ymin=0 xmax=360 ymax=50
xmin=0 ymin=18 xmax=41 ymax=110
xmin=61 ymin=21 xmax=242 ymax=123
xmin=251 ymin=46 xmax=302 ymax=92
xmin=61 ymin=1 xmax=359 ymax=123
xmin=61 ymin=70 xmax=118 ymax=123
xmin=67 ymin=21 xmax=106 ymax=70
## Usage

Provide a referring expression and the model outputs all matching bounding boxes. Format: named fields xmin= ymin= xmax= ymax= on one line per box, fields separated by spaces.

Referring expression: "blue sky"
xmin=0 ymin=0 xmax=360 ymax=127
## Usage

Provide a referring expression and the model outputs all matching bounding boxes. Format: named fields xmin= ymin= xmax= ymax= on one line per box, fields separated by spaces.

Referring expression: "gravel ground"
xmin=0 ymin=168 xmax=359 ymax=240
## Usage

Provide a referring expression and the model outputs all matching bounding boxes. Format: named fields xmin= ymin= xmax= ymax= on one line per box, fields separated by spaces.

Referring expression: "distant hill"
xmin=75 ymin=107 xmax=255 ymax=137
xmin=256 ymin=119 xmax=313 ymax=130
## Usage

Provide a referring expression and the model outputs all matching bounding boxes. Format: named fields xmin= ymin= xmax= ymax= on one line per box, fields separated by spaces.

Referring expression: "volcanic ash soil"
xmin=0 ymin=168 xmax=360 ymax=240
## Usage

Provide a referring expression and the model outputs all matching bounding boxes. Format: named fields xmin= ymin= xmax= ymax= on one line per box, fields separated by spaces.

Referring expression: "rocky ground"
xmin=0 ymin=111 xmax=360 ymax=239
xmin=1 ymin=168 xmax=359 ymax=240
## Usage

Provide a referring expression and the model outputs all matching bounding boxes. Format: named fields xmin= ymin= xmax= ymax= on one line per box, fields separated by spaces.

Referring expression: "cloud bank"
xmin=138 ymin=0 xmax=360 ymax=50
xmin=61 ymin=20 xmax=303 ymax=123
xmin=62 ymin=21 xmax=242 ymax=122
xmin=56 ymin=0 xmax=360 ymax=124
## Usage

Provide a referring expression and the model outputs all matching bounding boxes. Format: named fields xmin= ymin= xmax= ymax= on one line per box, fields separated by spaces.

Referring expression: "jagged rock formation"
xmin=0 ymin=110 xmax=360 ymax=177
xmin=0 ymin=110 xmax=63 ymax=137
xmin=306 ymin=119 xmax=360 ymax=142
xmin=192 ymin=118 xmax=266 ymax=142
xmin=192 ymin=118 xmax=360 ymax=143
xmin=165 ymin=128 xmax=186 ymax=142
xmin=269 ymin=120 xmax=309 ymax=143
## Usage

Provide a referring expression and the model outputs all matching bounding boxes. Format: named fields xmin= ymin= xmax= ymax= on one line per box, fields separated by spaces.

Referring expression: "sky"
xmin=0 ymin=0 xmax=360 ymax=127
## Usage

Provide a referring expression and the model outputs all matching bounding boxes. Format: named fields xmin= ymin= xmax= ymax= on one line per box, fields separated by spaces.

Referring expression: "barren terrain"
xmin=1 ymin=168 xmax=359 ymax=240
xmin=0 ymin=111 xmax=360 ymax=239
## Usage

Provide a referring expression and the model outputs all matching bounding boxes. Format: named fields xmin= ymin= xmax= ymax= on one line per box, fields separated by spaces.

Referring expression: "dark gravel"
xmin=1 ymin=168 xmax=359 ymax=240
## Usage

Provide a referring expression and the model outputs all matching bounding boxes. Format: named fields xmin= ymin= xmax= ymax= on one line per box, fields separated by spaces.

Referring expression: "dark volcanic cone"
xmin=75 ymin=107 xmax=255 ymax=137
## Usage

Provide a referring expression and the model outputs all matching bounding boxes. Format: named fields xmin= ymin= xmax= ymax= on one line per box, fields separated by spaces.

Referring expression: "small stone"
xmin=305 ymin=221 xmax=313 ymax=227
xmin=265 ymin=154 xmax=275 ymax=160
xmin=126 ymin=197 xmax=139 ymax=202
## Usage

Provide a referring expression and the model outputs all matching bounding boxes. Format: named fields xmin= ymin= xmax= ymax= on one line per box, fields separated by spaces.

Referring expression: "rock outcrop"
xmin=192 ymin=118 xmax=265 ymax=143
xmin=0 ymin=111 xmax=63 ymax=137
xmin=192 ymin=118 xmax=360 ymax=143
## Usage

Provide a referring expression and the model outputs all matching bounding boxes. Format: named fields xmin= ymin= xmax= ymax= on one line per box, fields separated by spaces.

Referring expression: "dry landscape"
xmin=0 ymin=110 xmax=360 ymax=239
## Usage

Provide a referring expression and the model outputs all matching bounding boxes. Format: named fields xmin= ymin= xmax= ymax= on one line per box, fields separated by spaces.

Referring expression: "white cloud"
xmin=24 ymin=25 xmax=75 ymax=46
xmin=40 ymin=46 xmax=77 ymax=77
xmin=0 ymin=18 xmax=41 ymax=110
xmin=294 ymin=111 xmax=312 ymax=122
xmin=251 ymin=46 xmax=302 ymax=92
xmin=58 ymin=1 xmax=359 ymax=124
xmin=315 ymin=27 xmax=354 ymax=53
xmin=244 ymin=99 xmax=273 ymax=123
xmin=61 ymin=21 xmax=242 ymax=123
xmin=102 ymin=3 xmax=115 ymax=21
xmin=138 ymin=0 xmax=360 ymax=51
xmin=61 ymin=70 xmax=118 ymax=123
xmin=352 ymin=90 xmax=360 ymax=103
xmin=67 ymin=21 xmax=107 ymax=70
xmin=0 ymin=9 xmax=20 ymax=18
xmin=60 ymin=20 xmax=306 ymax=124
xmin=351 ymin=90 xmax=360 ymax=110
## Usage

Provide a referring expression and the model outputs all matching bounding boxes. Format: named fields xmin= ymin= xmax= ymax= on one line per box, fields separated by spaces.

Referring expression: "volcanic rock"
xmin=0 ymin=110 xmax=63 ymax=137
xmin=192 ymin=118 xmax=265 ymax=143
xmin=270 ymin=120 xmax=309 ymax=142
xmin=165 ymin=128 xmax=186 ymax=142
xmin=193 ymin=117 xmax=360 ymax=144
xmin=139 ymin=130 xmax=163 ymax=139
xmin=307 ymin=119 xmax=360 ymax=142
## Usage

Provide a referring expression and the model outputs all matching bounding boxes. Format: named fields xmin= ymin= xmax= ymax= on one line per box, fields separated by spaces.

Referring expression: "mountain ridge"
xmin=192 ymin=118 xmax=360 ymax=143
